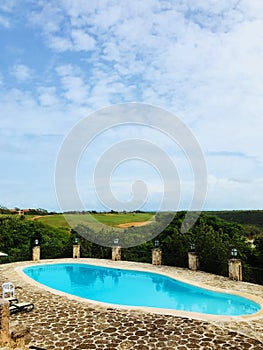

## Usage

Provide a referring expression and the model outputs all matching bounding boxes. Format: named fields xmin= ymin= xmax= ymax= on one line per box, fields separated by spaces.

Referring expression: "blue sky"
xmin=0 ymin=0 xmax=263 ymax=212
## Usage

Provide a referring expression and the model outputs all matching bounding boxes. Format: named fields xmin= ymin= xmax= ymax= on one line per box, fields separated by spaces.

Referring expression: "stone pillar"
xmin=32 ymin=246 xmax=40 ymax=261
xmin=10 ymin=325 xmax=30 ymax=348
xmin=73 ymin=244 xmax=80 ymax=259
xmin=188 ymin=252 xmax=200 ymax=271
xmin=112 ymin=246 xmax=121 ymax=261
xmin=228 ymin=259 xmax=242 ymax=281
xmin=0 ymin=299 xmax=10 ymax=347
xmin=0 ymin=300 xmax=30 ymax=349
xmin=152 ymin=248 xmax=162 ymax=265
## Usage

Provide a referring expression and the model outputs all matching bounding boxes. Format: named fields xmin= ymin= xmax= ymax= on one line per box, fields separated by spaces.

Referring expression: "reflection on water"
xmin=64 ymin=265 xmax=122 ymax=286
xmin=23 ymin=263 xmax=260 ymax=316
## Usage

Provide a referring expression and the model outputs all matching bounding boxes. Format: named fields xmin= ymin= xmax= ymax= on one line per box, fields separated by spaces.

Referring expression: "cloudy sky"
xmin=0 ymin=0 xmax=263 ymax=212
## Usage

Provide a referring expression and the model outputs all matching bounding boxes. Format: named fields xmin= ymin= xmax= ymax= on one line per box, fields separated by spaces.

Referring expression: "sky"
xmin=0 ymin=0 xmax=263 ymax=212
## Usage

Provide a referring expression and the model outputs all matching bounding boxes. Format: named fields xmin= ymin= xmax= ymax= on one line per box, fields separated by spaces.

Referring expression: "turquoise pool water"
xmin=23 ymin=263 xmax=260 ymax=316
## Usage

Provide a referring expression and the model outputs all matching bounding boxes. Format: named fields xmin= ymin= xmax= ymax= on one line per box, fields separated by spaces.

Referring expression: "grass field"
xmin=33 ymin=212 xmax=155 ymax=230
xmin=88 ymin=212 xmax=154 ymax=226
xmin=32 ymin=214 xmax=70 ymax=228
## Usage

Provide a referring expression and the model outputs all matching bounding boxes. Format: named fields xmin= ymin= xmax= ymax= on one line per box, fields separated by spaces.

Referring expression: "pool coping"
xmin=15 ymin=258 xmax=263 ymax=323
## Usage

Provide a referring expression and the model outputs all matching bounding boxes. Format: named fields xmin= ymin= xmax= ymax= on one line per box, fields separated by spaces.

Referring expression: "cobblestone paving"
xmin=1 ymin=258 xmax=263 ymax=350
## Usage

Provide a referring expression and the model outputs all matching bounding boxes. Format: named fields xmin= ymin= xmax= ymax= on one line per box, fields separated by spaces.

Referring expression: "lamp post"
xmin=73 ymin=237 xmax=80 ymax=258
xmin=32 ymin=238 xmax=40 ymax=261
xmin=152 ymin=240 xmax=161 ymax=265
xmin=229 ymin=248 xmax=242 ymax=281
xmin=154 ymin=240 xmax=159 ymax=247
xmin=231 ymin=248 xmax=238 ymax=259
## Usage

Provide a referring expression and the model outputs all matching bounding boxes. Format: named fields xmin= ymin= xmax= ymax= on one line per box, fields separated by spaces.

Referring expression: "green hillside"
xmin=33 ymin=214 xmax=70 ymax=229
xmin=34 ymin=212 xmax=154 ymax=229
xmin=207 ymin=210 xmax=263 ymax=227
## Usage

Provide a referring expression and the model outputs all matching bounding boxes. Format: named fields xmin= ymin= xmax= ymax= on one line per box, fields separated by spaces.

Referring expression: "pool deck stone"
xmin=1 ymin=258 xmax=263 ymax=350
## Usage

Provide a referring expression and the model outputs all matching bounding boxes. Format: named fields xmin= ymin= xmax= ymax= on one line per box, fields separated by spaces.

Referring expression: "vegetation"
xmin=0 ymin=215 xmax=71 ymax=262
xmin=0 ymin=205 xmax=10 ymax=214
xmin=1 ymin=208 xmax=263 ymax=284
xmin=208 ymin=210 xmax=263 ymax=227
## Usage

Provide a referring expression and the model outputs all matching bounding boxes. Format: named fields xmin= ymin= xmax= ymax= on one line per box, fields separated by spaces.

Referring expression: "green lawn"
xmin=33 ymin=212 xmax=155 ymax=230
xmin=89 ymin=212 xmax=154 ymax=226
xmin=34 ymin=214 xmax=70 ymax=228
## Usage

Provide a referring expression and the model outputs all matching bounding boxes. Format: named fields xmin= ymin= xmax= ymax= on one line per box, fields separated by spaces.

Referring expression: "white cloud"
xmin=47 ymin=29 xmax=96 ymax=53
xmin=71 ymin=29 xmax=95 ymax=51
xmin=10 ymin=64 xmax=33 ymax=81
xmin=49 ymin=36 xmax=72 ymax=52
xmin=206 ymin=152 xmax=262 ymax=183
xmin=29 ymin=2 xmax=63 ymax=34
xmin=55 ymin=64 xmax=90 ymax=103
xmin=0 ymin=14 xmax=10 ymax=28
xmin=0 ymin=0 xmax=17 ymax=12
xmin=0 ymin=88 xmax=71 ymax=137
xmin=38 ymin=87 xmax=59 ymax=107
xmin=205 ymin=175 xmax=263 ymax=210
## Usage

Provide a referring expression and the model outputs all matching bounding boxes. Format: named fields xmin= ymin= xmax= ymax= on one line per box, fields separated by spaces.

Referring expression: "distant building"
xmin=9 ymin=209 xmax=30 ymax=215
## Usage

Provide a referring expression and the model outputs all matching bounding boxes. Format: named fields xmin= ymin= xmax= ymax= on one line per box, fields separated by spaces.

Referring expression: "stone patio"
xmin=1 ymin=258 xmax=263 ymax=349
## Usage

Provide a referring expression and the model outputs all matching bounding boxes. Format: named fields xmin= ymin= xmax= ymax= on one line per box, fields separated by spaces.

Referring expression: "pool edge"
xmin=15 ymin=258 xmax=263 ymax=322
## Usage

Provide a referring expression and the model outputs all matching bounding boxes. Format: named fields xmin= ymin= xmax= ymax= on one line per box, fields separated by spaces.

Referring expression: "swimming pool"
xmin=23 ymin=263 xmax=260 ymax=316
